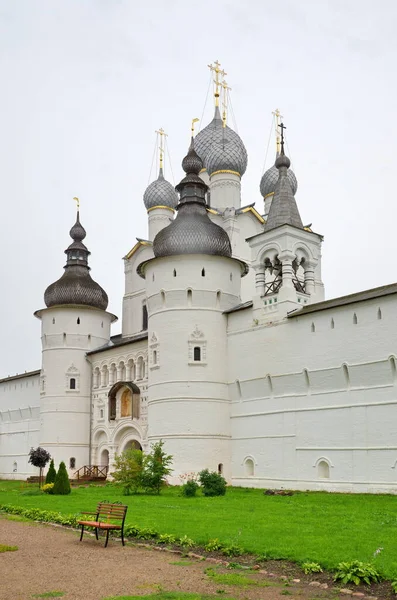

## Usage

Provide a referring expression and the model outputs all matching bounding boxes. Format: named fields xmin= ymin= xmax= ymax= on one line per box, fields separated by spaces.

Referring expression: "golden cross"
xmin=208 ymin=60 xmax=227 ymax=107
xmin=191 ymin=118 xmax=199 ymax=137
xmin=272 ymin=108 xmax=283 ymax=154
xmin=73 ymin=197 xmax=80 ymax=211
xmin=155 ymin=128 xmax=167 ymax=169
xmin=221 ymin=79 xmax=232 ymax=128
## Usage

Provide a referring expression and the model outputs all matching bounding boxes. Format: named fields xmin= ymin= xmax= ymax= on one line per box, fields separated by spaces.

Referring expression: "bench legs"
xmin=79 ymin=524 xmax=99 ymax=542
xmin=121 ymin=529 xmax=125 ymax=546
xmin=104 ymin=528 xmax=110 ymax=548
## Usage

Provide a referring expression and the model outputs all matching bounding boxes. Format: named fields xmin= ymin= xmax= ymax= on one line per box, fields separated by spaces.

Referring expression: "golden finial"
xmin=155 ymin=128 xmax=167 ymax=170
xmin=73 ymin=196 xmax=80 ymax=211
xmin=272 ymin=108 xmax=283 ymax=154
xmin=191 ymin=118 xmax=199 ymax=137
xmin=221 ymin=79 xmax=231 ymax=128
xmin=208 ymin=60 xmax=227 ymax=107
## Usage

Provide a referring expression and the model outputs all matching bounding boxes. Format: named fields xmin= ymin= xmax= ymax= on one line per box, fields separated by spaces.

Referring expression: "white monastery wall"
xmin=122 ymin=244 xmax=153 ymax=337
xmin=227 ymin=294 xmax=397 ymax=492
xmin=0 ymin=372 xmax=40 ymax=479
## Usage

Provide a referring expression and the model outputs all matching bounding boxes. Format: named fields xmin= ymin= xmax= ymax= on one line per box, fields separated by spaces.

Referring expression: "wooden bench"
xmin=78 ymin=502 xmax=128 ymax=547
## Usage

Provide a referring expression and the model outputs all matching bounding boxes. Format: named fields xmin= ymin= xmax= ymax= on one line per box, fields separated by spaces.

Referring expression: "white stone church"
xmin=1 ymin=73 xmax=397 ymax=493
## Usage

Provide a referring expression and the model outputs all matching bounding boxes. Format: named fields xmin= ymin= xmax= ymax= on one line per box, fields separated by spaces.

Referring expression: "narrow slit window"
xmin=142 ymin=304 xmax=148 ymax=330
xmin=201 ymin=268 xmax=205 ymax=277
xmin=77 ymin=317 xmax=80 ymax=325
xmin=193 ymin=346 xmax=201 ymax=361
xmin=173 ymin=269 xmax=177 ymax=277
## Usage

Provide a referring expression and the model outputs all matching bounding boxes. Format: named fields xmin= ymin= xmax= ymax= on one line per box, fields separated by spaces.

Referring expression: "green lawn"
xmin=2 ymin=481 xmax=397 ymax=579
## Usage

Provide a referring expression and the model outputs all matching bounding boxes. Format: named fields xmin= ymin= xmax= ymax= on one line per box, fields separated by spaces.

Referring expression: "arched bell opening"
xmin=108 ymin=381 xmax=140 ymax=422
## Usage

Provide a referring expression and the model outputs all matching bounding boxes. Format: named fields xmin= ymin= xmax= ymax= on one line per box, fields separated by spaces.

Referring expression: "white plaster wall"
xmin=0 ymin=372 xmax=40 ymax=479
xmin=122 ymin=244 xmax=153 ymax=337
xmin=148 ymin=207 xmax=174 ymax=241
xmin=144 ymin=254 xmax=243 ymax=483
xmin=227 ymin=294 xmax=397 ymax=492
xmin=37 ymin=305 xmax=113 ymax=477
xmin=209 ymin=172 xmax=241 ymax=211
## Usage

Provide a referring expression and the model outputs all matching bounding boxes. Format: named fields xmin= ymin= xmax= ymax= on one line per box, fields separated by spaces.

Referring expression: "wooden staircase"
xmin=73 ymin=465 xmax=109 ymax=482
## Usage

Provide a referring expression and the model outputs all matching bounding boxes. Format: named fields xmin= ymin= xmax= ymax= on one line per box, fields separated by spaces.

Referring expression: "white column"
xmin=304 ymin=261 xmax=316 ymax=296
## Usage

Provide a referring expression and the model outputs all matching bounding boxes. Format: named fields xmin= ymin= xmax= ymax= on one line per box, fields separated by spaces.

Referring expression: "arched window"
xmin=70 ymin=378 xmax=76 ymax=390
xmin=193 ymin=347 xmax=201 ymax=361
xmin=218 ymin=463 xmax=223 ymax=475
xmin=244 ymin=458 xmax=254 ymax=477
xmin=311 ymin=322 xmax=315 ymax=333
xmin=173 ymin=269 xmax=177 ymax=277
xmin=77 ymin=317 xmax=80 ymax=325
xmin=353 ymin=313 xmax=358 ymax=325
xmin=201 ymin=268 xmax=205 ymax=277
xmin=69 ymin=457 xmax=76 ymax=469
xmin=52 ymin=318 xmax=55 ymax=324
xmin=142 ymin=304 xmax=148 ymax=330
xmin=161 ymin=291 xmax=166 ymax=307
xmin=378 ymin=308 xmax=382 ymax=320
xmin=153 ymin=350 xmax=157 ymax=365
xmin=187 ymin=289 xmax=192 ymax=306
xmin=318 ymin=460 xmax=330 ymax=479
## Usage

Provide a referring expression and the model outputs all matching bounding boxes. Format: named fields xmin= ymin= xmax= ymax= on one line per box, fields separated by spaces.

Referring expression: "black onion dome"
xmin=195 ymin=106 xmax=247 ymax=174
xmin=153 ymin=139 xmax=232 ymax=258
xmin=143 ymin=168 xmax=178 ymax=210
xmin=44 ymin=212 xmax=108 ymax=310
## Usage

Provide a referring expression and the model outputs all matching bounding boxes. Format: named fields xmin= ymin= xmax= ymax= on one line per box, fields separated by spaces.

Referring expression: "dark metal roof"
xmin=87 ymin=331 xmax=148 ymax=355
xmin=0 ymin=369 xmax=40 ymax=384
xmin=260 ymin=153 xmax=297 ymax=198
xmin=223 ymin=300 xmax=253 ymax=314
xmin=264 ymin=152 xmax=303 ymax=232
xmin=44 ymin=211 xmax=108 ymax=311
xmin=288 ymin=282 xmax=397 ymax=318
xmin=152 ymin=139 xmax=232 ymax=259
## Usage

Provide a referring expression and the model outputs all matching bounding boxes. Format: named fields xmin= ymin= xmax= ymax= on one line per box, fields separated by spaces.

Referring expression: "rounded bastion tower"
xmin=138 ymin=140 xmax=247 ymax=482
xmin=35 ymin=209 xmax=117 ymax=476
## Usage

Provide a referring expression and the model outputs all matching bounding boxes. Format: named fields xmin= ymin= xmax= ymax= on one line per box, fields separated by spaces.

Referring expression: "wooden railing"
xmin=74 ymin=465 xmax=109 ymax=481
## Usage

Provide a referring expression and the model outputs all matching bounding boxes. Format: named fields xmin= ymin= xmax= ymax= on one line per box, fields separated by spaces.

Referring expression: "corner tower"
xmin=138 ymin=139 xmax=247 ymax=482
xmin=35 ymin=204 xmax=117 ymax=475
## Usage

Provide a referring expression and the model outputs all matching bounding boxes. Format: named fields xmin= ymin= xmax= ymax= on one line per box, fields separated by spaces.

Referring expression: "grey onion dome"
xmin=143 ymin=168 xmax=178 ymax=210
xmin=44 ymin=211 xmax=108 ymax=311
xmin=153 ymin=139 xmax=232 ymax=258
xmin=206 ymin=139 xmax=247 ymax=176
xmin=195 ymin=106 xmax=248 ymax=175
xmin=260 ymin=155 xmax=298 ymax=198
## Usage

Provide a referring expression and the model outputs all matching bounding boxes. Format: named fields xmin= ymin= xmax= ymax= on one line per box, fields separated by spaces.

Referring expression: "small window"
xmin=353 ymin=313 xmax=358 ymax=324
xmin=77 ymin=317 xmax=80 ymax=325
xmin=331 ymin=318 xmax=335 ymax=329
xmin=187 ymin=289 xmax=192 ymax=306
xmin=311 ymin=322 xmax=315 ymax=333
xmin=153 ymin=350 xmax=157 ymax=364
xmin=230 ymin=273 xmax=233 ymax=281
xmin=201 ymin=268 xmax=205 ymax=277
xmin=70 ymin=378 xmax=76 ymax=390
xmin=193 ymin=346 xmax=201 ymax=361
xmin=142 ymin=304 xmax=148 ymax=330
xmin=152 ymin=273 xmax=155 ymax=281
xmin=245 ymin=458 xmax=254 ymax=477
xmin=100 ymin=409 xmax=104 ymax=419
xmin=318 ymin=460 xmax=330 ymax=479
xmin=218 ymin=463 xmax=223 ymax=475
xmin=173 ymin=269 xmax=177 ymax=277
xmin=12 ymin=461 xmax=17 ymax=473
xmin=52 ymin=318 xmax=55 ymax=324
xmin=101 ymin=321 xmax=103 ymax=328
xmin=377 ymin=308 xmax=382 ymax=320
xmin=69 ymin=457 xmax=76 ymax=469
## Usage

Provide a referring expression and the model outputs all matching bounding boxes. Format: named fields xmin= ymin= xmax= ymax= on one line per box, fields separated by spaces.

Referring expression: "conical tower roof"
xmin=264 ymin=151 xmax=303 ymax=232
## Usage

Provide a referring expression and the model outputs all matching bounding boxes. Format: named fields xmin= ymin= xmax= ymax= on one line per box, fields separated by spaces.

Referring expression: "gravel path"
xmin=0 ymin=516 xmax=336 ymax=600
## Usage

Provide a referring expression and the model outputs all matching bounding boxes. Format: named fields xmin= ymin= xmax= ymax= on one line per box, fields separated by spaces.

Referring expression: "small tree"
xmin=45 ymin=459 xmax=56 ymax=485
xmin=142 ymin=441 xmax=173 ymax=494
xmin=53 ymin=461 xmax=71 ymax=495
xmin=28 ymin=447 xmax=51 ymax=488
xmin=112 ymin=448 xmax=144 ymax=495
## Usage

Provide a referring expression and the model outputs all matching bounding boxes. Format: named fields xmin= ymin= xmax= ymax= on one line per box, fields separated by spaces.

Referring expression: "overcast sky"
xmin=1 ymin=0 xmax=397 ymax=378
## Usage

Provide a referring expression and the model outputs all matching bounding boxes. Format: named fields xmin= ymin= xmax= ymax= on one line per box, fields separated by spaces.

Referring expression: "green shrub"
xmin=302 ymin=562 xmax=323 ymax=574
xmin=205 ymin=538 xmax=224 ymax=552
xmin=222 ymin=543 xmax=243 ymax=557
xmin=181 ymin=479 xmax=199 ymax=497
xmin=391 ymin=580 xmax=397 ymax=594
xmin=52 ymin=462 xmax=71 ymax=495
xmin=179 ymin=535 xmax=194 ymax=548
xmin=198 ymin=469 xmax=227 ymax=497
xmin=45 ymin=459 xmax=57 ymax=484
xmin=158 ymin=533 xmax=177 ymax=544
xmin=334 ymin=560 xmax=381 ymax=586
xmin=0 ymin=504 xmax=78 ymax=527
xmin=41 ymin=483 xmax=54 ymax=494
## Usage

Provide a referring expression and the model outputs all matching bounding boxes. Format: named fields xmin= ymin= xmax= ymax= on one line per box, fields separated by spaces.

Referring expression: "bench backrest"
xmin=96 ymin=502 xmax=128 ymax=524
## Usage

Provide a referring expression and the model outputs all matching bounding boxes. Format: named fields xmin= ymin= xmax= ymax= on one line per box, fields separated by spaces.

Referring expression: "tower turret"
xmin=35 ymin=202 xmax=117 ymax=475
xmin=138 ymin=137 xmax=247 ymax=482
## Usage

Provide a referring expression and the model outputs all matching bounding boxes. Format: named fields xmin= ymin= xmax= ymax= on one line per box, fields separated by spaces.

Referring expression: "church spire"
xmin=264 ymin=122 xmax=303 ymax=231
